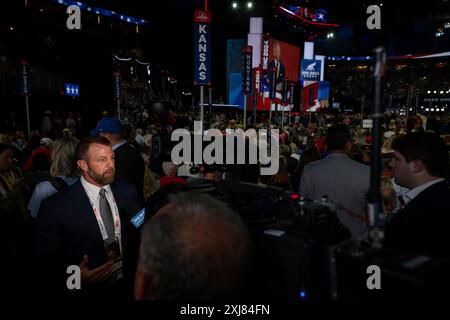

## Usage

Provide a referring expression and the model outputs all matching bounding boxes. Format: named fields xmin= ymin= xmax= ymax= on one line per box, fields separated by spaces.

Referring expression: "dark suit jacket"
xmin=269 ymin=59 xmax=285 ymax=85
xmin=114 ymin=142 xmax=145 ymax=201
xmin=32 ymin=180 xmax=143 ymax=298
xmin=384 ymin=181 xmax=450 ymax=258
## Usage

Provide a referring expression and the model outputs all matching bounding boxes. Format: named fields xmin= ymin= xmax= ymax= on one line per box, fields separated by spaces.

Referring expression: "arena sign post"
xmin=242 ymin=45 xmax=253 ymax=130
xmin=193 ymin=9 xmax=212 ymax=133
xmin=20 ymin=61 xmax=31 ymax=137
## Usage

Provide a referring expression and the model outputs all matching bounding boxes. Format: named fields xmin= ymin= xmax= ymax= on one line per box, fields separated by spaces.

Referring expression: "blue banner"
xmin=241 ymin=45 xmax=253 ymax=94
xmin=194 ymin=10 xmax=211 ymax=85
xmin=65 ymin=83 xmax=80 ymax=97
xmin=300 ymin=59 xmax=321 ymax=81
xmin=318 ymin=81 xmax=330 ymax=108
xmin=229 ymin=73 xmax=244 ymax=109
xmin=20 ymin=62 xmax=30 ymax=96
xmin=318 ymin=81 xmax=330 ymax=100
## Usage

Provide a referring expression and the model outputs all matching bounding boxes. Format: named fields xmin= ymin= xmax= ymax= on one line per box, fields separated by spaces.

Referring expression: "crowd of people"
xmin=328 ymin=59 xmax=450 ymax=107
xmin=1 ymin=103 xmax=450 ymax=299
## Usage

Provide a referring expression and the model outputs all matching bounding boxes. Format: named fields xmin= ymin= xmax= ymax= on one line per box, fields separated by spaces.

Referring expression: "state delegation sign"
xmin=193 ymin=10 xmax=211 ymax=85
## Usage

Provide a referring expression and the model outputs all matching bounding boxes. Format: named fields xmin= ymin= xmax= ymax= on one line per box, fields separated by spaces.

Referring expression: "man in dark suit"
xmin=90 ymin=117 xmax=145 ymax=201
xmin=33 ymin=136 xmax=143 ymax=298
xmin=385 ymin=132 xmax=450 ymax=258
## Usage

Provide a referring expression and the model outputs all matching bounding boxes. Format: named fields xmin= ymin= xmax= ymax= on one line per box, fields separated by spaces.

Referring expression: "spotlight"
xmin=232 ymin=2 xmax=238 ymax=9
xmin=247 ymin=2 xmax=253 ymax=9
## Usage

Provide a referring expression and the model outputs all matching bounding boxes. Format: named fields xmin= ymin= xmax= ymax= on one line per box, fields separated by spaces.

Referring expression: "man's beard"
xmin=88 ymin=168 xmax=115 ymax=186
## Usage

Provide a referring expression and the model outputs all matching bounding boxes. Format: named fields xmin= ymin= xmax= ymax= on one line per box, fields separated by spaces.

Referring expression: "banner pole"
xmin=243 ymin=94 xmax=247 ymax=130
xmin=25 ymin=95 xmax=30 ymax=137
xmin=200 ymin=85 xmax=204 ymax=133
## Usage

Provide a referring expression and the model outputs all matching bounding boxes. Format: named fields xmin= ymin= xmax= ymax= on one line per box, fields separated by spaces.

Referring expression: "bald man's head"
xmin=135 ymin=192 xmax=252 ymax=300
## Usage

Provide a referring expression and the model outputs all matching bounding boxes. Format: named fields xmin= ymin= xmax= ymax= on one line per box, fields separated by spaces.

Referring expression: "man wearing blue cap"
xmin=90 ymin=117 xmax=145 ymax=202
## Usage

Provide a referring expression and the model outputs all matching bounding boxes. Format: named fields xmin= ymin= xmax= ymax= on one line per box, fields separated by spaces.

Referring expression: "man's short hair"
xmin=75 ymin=136 xmax=111 ymax=162
xmin=326 ymin=124 xmax=352 ymax=151
xmin=392 ymin=132 xmax=449 ymax=178
xmin=139 ymin=192 xmax=252 ymax=299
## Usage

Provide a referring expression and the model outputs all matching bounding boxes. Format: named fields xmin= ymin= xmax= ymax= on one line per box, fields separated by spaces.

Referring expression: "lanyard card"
xmin=130 ymin=208 xmax=145 ymax=228
xmin=105 ymin=239 xmax=123 ymax=284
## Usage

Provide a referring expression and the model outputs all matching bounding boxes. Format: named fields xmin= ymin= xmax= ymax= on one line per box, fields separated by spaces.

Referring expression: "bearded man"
xmin=32 ymin=136 xmax=142 ymax=299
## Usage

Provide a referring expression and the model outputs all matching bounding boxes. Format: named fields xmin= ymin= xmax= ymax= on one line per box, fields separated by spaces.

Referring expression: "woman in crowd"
xmin=380 ymin=176 xmax=399 ymax=222
xmin=0 ymin=143 xmax=27 ymax=219
xmin=28 ymin=135 xmax=79 ymax=219
xmin=0 ymin=143 xmax=30 ymax=291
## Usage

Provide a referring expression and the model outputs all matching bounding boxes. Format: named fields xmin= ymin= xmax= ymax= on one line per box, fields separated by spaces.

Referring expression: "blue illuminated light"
xmin=327 ymin=56 xmax=374 ymax=61
xmin=50 ymin=0 xmax=147 ymax=25
xmin=64 ymin=83 xmax=80 ymax=97
xmin=300 ymin=291 xmax=306 ymax=299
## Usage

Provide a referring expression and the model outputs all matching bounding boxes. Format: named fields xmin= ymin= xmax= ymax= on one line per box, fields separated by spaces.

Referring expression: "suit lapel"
xmin=71 ymin=181 xmax=105 ymax=251
xmin=392 ymin=182 xmax=447 ymax=224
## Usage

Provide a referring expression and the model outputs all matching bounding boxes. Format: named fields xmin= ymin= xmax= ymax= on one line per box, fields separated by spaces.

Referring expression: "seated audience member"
xmin=160 ymin=162 xmax=185 ymax=187
xmin=267 ymin=157 xmax=290 ymax=190
xmin=22 ymin=137 xmax=53 ymax=173
xmin=141 ymin=152 xmax=158 ymax=202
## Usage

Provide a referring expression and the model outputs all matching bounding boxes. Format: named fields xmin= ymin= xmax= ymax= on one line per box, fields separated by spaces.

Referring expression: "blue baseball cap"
xmin=89 ymin=117 xmax=122 ymax=136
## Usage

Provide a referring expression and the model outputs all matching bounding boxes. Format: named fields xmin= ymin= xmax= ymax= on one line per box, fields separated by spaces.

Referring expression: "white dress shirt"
xmin=80 ymin=175 xmax=116 ymax=217
xmin=403 ymin=178 xmax=445 ymax=206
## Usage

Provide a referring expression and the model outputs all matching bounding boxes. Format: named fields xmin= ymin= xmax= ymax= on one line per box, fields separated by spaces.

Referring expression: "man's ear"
xmin=410 ymin=159 xmax=425 ymax=173
xmin=77 ymin=159 xmax=88 ymax=172
xmin=134 ymin=265 xmax=155 ymax=300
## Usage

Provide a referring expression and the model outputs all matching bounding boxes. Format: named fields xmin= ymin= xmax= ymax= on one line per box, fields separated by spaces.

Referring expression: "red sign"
xmin=194 ymin=10 xmax=211 ymax=23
